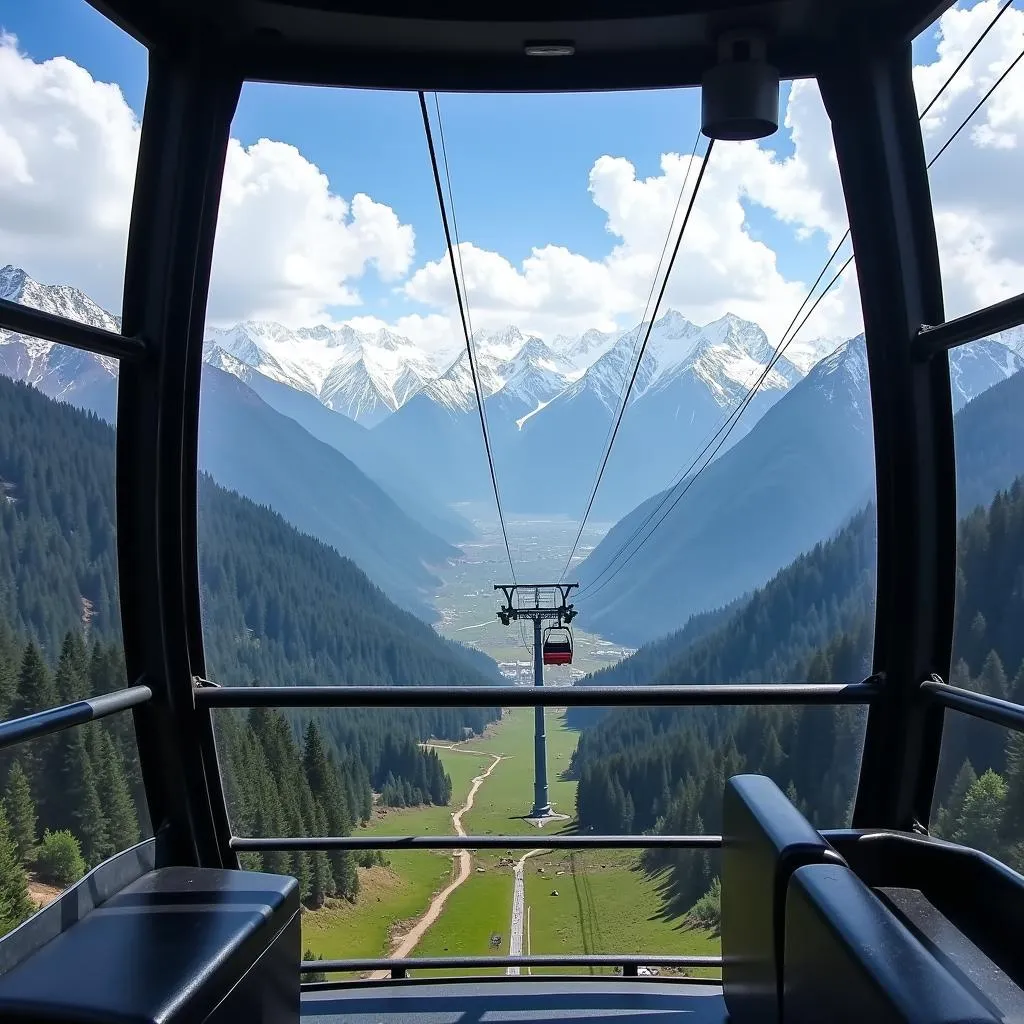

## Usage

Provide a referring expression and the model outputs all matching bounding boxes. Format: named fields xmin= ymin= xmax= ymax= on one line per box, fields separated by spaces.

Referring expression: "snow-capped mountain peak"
xmin=0 ymin=267 xmax=121 ymax=414
xmin=0 ymin=265 xmax=121 ymax=333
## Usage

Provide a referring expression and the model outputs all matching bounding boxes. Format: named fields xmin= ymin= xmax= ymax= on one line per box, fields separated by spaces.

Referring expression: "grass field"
xmin=409 ymin=871 xmax=514 ymax=976
xmin=463 ymin=707 xmax=579 ymax=838
xmin=301 ymin=744 xmax=490 ymax=962
xmin=302 ymin=852 xmax=452 ymax=962
xmin=523 ymin=849 xmax=720 ymax=978
xmin=302 ymin=708 xmax=721 ymax=979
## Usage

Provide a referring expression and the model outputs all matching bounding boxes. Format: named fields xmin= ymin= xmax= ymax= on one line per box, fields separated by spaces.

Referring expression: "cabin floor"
xmin=301 ymin=978 xmax=727 ymax=1023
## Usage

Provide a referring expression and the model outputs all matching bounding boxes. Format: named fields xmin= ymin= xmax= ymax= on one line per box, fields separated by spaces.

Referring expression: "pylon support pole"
xmin=494 ymin=583 xmax=578 ymax=820
xmin=532 ymin=616 xmax=550 ymax=817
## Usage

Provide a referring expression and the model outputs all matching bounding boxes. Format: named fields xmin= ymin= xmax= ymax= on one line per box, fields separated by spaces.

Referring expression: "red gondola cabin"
xmin=542 ymin=626 xmax=573 ymax=666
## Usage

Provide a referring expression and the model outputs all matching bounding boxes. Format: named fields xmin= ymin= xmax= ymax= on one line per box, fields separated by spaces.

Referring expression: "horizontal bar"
xmin=915 ymin=290 xmax=1024 ymax=358
xmin=196 ymin=680 xmax=880 ymax=709
xmin=0 ymin=297 xmax=148 ymax=362
xmin=921 ymin=678 xmax=1024 ymax=733
xmin=0 ymin=685 xmax=154 ymax=750
xmin=301 ymin=954 xmax=721 ymax=974
xmin=231 ymin=833 xmax=722 ymax=852
xmin=493 ymin=583 xmax=579 ymax=590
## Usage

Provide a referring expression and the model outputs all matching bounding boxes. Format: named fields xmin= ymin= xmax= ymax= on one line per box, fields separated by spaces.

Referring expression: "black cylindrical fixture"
xmin=702 ymin=32 xmax=779 ymax=141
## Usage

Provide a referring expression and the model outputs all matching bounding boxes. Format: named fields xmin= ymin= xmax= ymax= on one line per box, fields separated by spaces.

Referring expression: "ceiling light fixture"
xmin=524 ymin=41 xmax=576 ymax=57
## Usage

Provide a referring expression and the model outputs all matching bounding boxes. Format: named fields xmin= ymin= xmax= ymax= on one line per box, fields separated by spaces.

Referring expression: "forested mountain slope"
xmin=0 ymin=372 xmax=499 ymax=853
xmin=570 ymin=481 xmax=1024 ymax=918
xmin=578 ymin=345 xmax=1024 ymax=646
xmin=199 ymin=365 xmax=458 ymax=619
xmin=0 ymin=370 xmax=507 ymax=931
xmin=576 ymin=361 xmax=1024 ymax=680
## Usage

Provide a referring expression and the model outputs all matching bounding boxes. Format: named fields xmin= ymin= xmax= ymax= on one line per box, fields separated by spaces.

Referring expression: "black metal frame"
xmin=194 ymin=681 xmax=880 ymax=708
xmin=114 ymin=46 xmax=243 ymax=868
xmin=819 ymin=41 xmax=953 ymax=832
xmin=2 ymin=0 xmax=1023 ymax=984
xmin=233 ymin=834 xmax=723 ymax=852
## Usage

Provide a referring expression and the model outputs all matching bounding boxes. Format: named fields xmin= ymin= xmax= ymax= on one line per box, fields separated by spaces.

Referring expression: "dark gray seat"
xmin=0 ymin=866 xmax=299 ymax=1024
xmin=784 ymin=863 xmax=997 ymax=1024
xmin=721 ymin=774 xmax=844 ymax=1024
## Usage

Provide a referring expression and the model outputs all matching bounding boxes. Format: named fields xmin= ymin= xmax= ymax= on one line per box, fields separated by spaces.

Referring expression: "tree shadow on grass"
xmin=632 ymin=859 xmax=716 ymax=934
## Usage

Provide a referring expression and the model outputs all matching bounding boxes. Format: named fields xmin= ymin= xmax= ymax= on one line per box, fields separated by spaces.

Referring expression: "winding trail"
xmin=369 ymin=749 xmax=503 ymax=979
xmin=506 ymin=848 xmax=543 ymax=975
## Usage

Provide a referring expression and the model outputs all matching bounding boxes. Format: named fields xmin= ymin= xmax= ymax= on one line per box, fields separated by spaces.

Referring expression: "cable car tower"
xmin=495 ymin=583 xmax=578 ymax=818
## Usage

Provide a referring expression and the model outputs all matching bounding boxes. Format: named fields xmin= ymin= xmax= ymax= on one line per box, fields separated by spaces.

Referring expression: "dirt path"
xmin=506 ymin=848 xmax=543 ymax=976
xmin=369 ymin=751 xmax=503 ymax=979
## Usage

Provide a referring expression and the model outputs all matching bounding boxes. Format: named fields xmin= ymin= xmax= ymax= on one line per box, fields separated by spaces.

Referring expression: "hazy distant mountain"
xmin=370 ymin=310 xmax=808 ymax=518
xmin=199 ymin=365 xmax=459 ymax=618
xmin=203 ymin=343 xmax=473 ymax=543
xmin=507 ymin=311 xmax=803 ymax=518
xmin=206 ymin=320 xmax=442 ymax=426
xmin=0 ymin=268 xmax=463 ymax=615
xmin=577 ymin=335 xmax=1024 ymax=645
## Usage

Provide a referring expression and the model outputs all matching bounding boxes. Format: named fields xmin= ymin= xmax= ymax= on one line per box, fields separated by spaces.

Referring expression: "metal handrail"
xmin=0 ymin=685 xmax=154 ymax=750
xmin=0 ymin=297 xmax=148 ymax=363
xmin=301 ymin=953 xmax=722 ymax=979
xmin=232 ymin=833 xmax=722 ymax=852
xmin=921 ymin=677 xmax=1024 ymax=733
xmin=915 ymin=290 xmax=1024 ymax=358
xmin=195 ymin=680 xmax=881 ymax=708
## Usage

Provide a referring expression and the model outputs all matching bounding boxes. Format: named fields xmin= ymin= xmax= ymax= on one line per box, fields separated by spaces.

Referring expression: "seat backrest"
xmin=722 ymin=774 xmax=844 ymax=1024
xmin=784 ymin=863 xmax=997 ymax=1024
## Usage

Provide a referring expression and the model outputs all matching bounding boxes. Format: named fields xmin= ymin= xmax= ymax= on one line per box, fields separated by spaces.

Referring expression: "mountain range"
xmin=0 ymin=267 xmax=466 ymax=617
xmin=4 ymin=265 xmax=1024 ymax=642
xmin=577 ymin=334 xmax=1024 ymax=645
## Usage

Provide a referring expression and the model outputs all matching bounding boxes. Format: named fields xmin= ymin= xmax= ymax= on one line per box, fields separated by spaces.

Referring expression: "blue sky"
xmin=0 ymin=0 xmax=826 ymax=325
xmin=0 ymin=0 xmax=1014 ymax=342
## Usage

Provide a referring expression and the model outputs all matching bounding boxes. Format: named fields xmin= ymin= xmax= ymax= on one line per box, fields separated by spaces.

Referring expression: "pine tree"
xmin=0 ymin=621 xmax=19 ymax=718
xmin=95 ymin=732 xmax=140 ymax=852
xmin=0 ymin=800 xmax=32 ymax=935
xmin=934 ymin=760 xmax=977 ymax=839
xmin=54 ymin=633 xmax=87 ymax=703
xmin=64 ymin=731 xmax=110 ymax=867
xmin=12 ymin=644 xmax=57 ymax=807
xmin=4 ymin=761 xmax=37 ymax=865
xmin=307 ymin=802 xmax=334 ymax=910
xmin=1000 ymin=732 xmax=1024 ymax=871
xmin=13 ymin=642 xmax=56 ymax=718
xmin=951 ymin=770 xmax=1007 ymax=857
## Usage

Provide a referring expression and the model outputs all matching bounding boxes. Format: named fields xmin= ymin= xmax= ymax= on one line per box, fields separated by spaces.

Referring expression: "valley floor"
xmin=301 ymin=708 xmax=719 ymax=978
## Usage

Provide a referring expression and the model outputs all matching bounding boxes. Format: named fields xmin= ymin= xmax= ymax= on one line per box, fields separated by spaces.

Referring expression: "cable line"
xmin=587 ymin=132 xmax=703 ymax=492
xmin=926 ymin=43 xmax=1024 ymax=168
xmin=918 ymin=0 xmax=1015 ymax=121
xmin=559 ymin=139 xmax=716 ymax=580
xmin=577 ymin=17 xmax=1022 ymax=601
xmin=419 ymin=92 xmax=518 ymax=585
xmin=576 ymin=242 xmax=851 ymax=601
xmin=578 ymin=253 xmax=852 ymax=603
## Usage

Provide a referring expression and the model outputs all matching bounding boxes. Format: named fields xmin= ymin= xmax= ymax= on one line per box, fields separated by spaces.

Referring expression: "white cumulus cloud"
xmin=0 ymin=34 xmax=416 ymax=327
xmin=1 ymin=0 xmax=1023 ymax=352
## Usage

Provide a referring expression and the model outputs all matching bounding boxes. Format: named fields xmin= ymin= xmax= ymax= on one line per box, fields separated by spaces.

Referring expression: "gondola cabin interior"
xmin=0 ymin=0 xmax=1022 ymax=1022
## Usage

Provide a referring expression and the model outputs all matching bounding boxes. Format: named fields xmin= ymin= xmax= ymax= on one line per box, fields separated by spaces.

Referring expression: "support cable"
xmin=925 ymin=43 xmax=1024 ymax=168
xmin=918 ymin=0 xmax=1015 ymax=121
xmin=559 ymin=139 xmax=715 ymax=579
xmin=419 ymin=92 xmax=518 ymax=586
xmin=576 ymin=15 xmax=1023 ymax=602
xmin=577 ymin=253 xmax=852 ymax=603
xmin=656 ymin=0 xmax=1016 ymax=502
xmin=584 ymin=231 xmax=853 ymax=585
xmin=586 ymin=131 xmax=703 ymax=506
